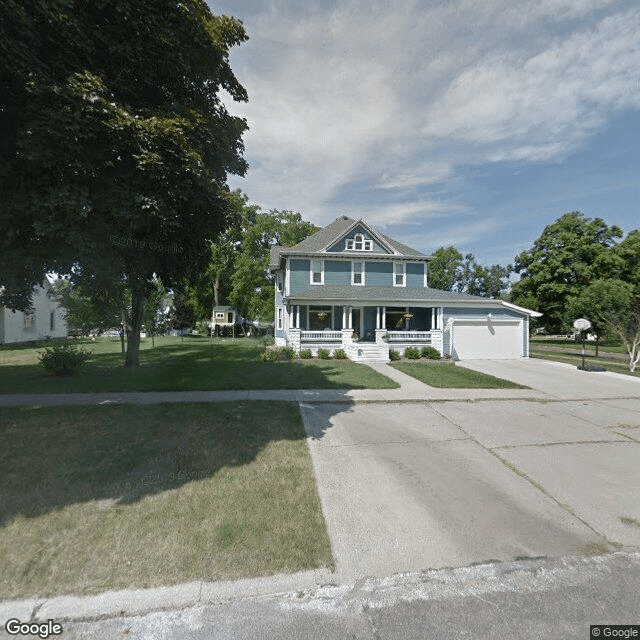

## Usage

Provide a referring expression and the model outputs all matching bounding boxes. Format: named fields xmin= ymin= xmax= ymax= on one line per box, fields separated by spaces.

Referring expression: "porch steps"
xmin=347 ymin=342 xmax=390 ymax=363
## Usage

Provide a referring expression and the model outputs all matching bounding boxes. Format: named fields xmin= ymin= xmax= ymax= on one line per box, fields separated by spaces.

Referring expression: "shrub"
xmin=260 ymin=346 xmax=283 ymax=361
xmin=421 ymin=346 xmax=441 ymax=360
xmin=404 ymin=347 xmax=421 ymax=359
xmin=38 ymin=343 xmax=92 ymax=375
xmin=317 ymin=348 xmax=331 ymax=359
xmin=389 ymin=349 xmax=401 ymax=361
xmin=282 ymin=346 xmax=296 ymax=360
xmin=299 ymin=348 xmax=313 ymax=359
xmin=260 ymin=335 xmax=275 ymax=347
xmin=333 ymin=348 xmax=347 ymax=359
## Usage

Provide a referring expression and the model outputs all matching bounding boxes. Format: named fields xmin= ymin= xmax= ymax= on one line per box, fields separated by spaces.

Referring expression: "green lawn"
xmin=391 ymin=362 xmax=527 ymax=389
xmin=0 ymin=336 xmax=398 ymax=393
xmin=0 ymin=401 xmax=335 ymax=599
xmin=530 ymin=339 xmax=638 ymax=377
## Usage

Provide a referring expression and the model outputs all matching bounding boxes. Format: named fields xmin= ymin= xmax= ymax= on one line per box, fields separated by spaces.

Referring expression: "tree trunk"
xmin=124 ymin=291 xmax=145 ymax=368
xmin=214 ymin=275 xmax=220 ymax=307
xmin=119 ymin=308 xmax=128 ymax=356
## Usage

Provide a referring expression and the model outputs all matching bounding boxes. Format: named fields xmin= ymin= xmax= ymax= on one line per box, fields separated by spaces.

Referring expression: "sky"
xmin=209 ymin=0 xmax=640 ymax=267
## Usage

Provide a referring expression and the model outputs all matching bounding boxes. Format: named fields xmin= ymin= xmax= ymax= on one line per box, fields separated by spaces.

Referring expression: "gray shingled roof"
xmin=285 ymin=285 xmax=505 ymax=305
xmin=274 ymin=216 xmax=429 ymax=260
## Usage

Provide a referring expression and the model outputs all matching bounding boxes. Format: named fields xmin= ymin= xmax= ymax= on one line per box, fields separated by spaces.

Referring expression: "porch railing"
xmin=386 ymin=330 xmax=432 ymax=342
xmin=300 ymin=330 xmax=342 ymax=341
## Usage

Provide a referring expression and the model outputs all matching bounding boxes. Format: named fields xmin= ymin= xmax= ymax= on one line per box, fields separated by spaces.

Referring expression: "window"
xmin=346 ymin=233 xmax=372 ymax=251
xmin=276 ymin=274 xmax=283 ymax=292
xmin=310 ymin=259 xmax=323 ymax=284
xmin=309 ymin=306 xmax=332 ymax=330
xmin=394 ymin=263 xmax=405 ymax=286
xmin=24 ymin=310 xmax=35 ymax=329
xmin=276 ymin=307 xmax=283 ymax=330
xmin=50 ymin=311 xmax=55 ymax=332
xmin=352 ymin=261 xmax=364 ymax=285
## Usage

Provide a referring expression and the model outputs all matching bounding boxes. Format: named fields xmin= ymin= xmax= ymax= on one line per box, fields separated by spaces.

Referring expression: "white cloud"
xmin=216 ymin=0 xmax=640 ymax=262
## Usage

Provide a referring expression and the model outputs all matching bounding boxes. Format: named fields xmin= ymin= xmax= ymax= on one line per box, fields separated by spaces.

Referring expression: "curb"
xmin=0 ymin=569 xmax=334 ymax=623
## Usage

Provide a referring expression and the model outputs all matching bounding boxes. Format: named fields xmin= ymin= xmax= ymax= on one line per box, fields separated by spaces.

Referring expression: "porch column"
xmin=405 ymin=306 xmax=410 ymax=330
xmin=296 ymin=305 xmax=300 ymax=329
xmin=382 ymin=307 xmax=386 ymax=329
xmin=376 ymin=307 xmax=380 ymax=329
xmin=348 ymin=307 xmax=353 ymax=330
xmin=431 ymin=307 xmax=436 ymax=330
xmin=342 ymin=306 xmax=347 ymax=329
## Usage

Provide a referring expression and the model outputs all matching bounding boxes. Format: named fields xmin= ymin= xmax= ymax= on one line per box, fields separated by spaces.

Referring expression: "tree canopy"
xmin=0 ymin=0 xmax=248 ymax=366
xmin=186 ymin=192 xmax=319 ymax=323
xmin=428 ymin=247 xmax=511 ymax=299
xmin=511 ymin=212 xmax=624 ymax=333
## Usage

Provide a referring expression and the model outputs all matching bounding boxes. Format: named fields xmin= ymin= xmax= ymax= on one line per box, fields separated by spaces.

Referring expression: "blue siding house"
xmin=269 ymin=216 xmax=540 ymax=362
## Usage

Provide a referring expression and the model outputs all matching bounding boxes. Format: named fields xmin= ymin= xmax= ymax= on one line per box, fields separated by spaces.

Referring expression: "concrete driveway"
xmin=301 ymin=360 xmax=640 ymax=581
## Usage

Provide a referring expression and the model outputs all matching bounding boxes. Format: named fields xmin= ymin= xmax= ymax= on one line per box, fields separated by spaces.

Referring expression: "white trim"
xmin=310 ymin=259 xmax=324 ymax=285
xmin=285 ymin=259 xmax=290 ymax=296
xmin=500 ymin=300 xmax=543 ymax=317
xmin=351 ymin=260 xmax=365 ymax=286
xmin=424 ymin=263 xmax=428 ymax=288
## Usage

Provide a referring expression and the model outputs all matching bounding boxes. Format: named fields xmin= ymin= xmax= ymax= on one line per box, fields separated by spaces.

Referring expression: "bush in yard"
xmin=421 ymin=346 xmax=441 ymax=360
xmin=298 ymin=348 xmax=313 ymax=359
xmin=333 ymin=348 xmax=347 ymax=359
xmin=260 ymin=335 xmax=275 ymax=347
xmin=282 ymin=346 xmax=296 ymax=360
xmin=38 ymin=343 xmax=92 ymax=375
xmin=404 ymin=347 xmax=421 ymax=359
xmin=389 ymin=349 xmax=401 ymax=361
xmin=317 ymin=348 xmax=331 ymax=359
xmin=260 ymin=347 xmax=283 ymax=361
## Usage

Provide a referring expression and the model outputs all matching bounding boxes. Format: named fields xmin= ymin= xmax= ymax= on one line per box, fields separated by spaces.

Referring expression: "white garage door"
xmin=452 ymin=320 xmax=523 ymax=360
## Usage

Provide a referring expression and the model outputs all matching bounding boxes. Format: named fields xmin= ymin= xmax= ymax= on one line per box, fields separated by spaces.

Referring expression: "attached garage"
xmin=450 ymin=318 xmax=524 ymax=360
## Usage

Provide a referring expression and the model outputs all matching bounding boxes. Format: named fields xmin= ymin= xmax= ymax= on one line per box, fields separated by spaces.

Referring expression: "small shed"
xmin=211 ymin=305 xmax=245 ymax=337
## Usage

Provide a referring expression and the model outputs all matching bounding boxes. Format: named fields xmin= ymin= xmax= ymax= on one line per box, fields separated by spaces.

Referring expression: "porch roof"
xmin=284 ymin=285 xmax=541 ymax=316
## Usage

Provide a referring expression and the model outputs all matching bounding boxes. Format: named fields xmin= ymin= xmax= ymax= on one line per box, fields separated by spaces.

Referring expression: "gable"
xmin=325 ymin=223 xmax=392 ymax=254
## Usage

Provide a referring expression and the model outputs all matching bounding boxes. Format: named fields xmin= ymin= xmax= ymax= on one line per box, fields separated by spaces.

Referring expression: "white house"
xmin=268 ymin=216 xmax=542 ymax=362
xmin=0 ymin=281 xmax=68 ymax=344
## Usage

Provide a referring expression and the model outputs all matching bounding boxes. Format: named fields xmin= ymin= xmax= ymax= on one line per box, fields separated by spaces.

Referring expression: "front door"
xmin=363 ymin=307 xmax=377 ymax=342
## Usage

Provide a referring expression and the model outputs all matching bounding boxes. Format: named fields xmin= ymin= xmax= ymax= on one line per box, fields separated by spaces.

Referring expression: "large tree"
xmin=427 ymin=247 xmax=511 ymax=298
xmin=0 ymin=1 xmax=248 ymax=366
xmin=511 ymin=212 xmax=623 ymax=333
xmin=228 ymin=209 xmax=318 ymax=320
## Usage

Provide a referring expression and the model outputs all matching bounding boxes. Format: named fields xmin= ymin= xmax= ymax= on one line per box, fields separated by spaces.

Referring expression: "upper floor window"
xmin=276 ymin=307 xmax=283 ymax=330
xmin=346 ymin=233 xmax=372 ymax=252
xmin=393 ymin=262 xmax=405 ymax=287
xmin=310 ymin=259 xmax=324 ymax=284
xmin=352 ymin=261 xmax=364 ymax=285
xmin=50 ymin=311 xmax=56 ymax=332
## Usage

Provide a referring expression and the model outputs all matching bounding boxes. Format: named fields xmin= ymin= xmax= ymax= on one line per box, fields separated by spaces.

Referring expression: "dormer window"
xmin=346 ymin=233 xmax=372 ymax=252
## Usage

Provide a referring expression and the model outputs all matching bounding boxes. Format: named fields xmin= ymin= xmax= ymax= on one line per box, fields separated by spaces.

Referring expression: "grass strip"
xmin=0 ymin=401 xmax=334 ymax=599
xmin=390 ymin=362 xmax=527 ymax=389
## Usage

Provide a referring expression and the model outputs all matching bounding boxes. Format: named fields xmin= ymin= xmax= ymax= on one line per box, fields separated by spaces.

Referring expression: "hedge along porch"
xmin=269 ymin=217 xmax=540 ymax=362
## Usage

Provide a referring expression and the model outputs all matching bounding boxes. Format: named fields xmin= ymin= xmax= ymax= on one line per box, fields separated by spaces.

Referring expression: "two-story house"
xmin=269 ymin=216 xmax=541 ymax=362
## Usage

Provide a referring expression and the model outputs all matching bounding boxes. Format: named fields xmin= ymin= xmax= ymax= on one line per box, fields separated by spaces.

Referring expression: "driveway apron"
xmin=300 ymin=400 xmax=605 ymax=582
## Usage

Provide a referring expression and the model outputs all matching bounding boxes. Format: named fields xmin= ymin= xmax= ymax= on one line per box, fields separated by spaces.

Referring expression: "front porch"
xmin=280 ymin=304 xmax=444 ymax=362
